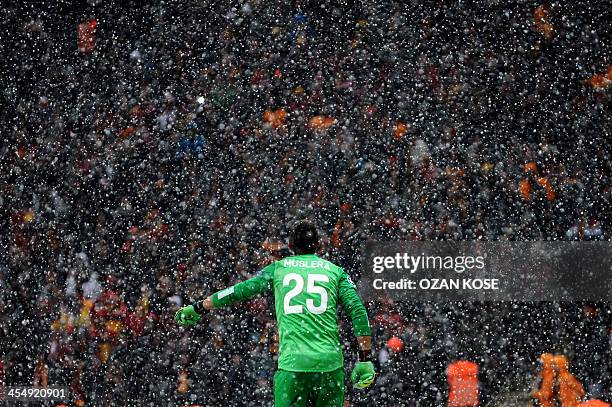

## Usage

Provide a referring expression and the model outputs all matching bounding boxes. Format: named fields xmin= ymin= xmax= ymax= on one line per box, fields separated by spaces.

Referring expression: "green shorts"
xmin=273 ymin=368 xmax=345 ymax=407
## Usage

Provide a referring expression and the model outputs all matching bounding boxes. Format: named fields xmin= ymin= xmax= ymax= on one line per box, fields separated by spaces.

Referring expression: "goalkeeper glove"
xmin=351 ymin=351 xmax=376 ymax=389
xmin=174 ymin=303 xmax=204 ymax=326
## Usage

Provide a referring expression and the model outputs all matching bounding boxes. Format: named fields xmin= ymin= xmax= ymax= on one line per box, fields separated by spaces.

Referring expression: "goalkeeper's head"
xmin=289 ymin=220 xmax=320 ymax=254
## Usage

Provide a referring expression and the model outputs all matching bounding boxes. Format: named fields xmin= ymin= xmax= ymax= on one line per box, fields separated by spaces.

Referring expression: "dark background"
xmin=0 ymin=0 xmax=610 ymax=405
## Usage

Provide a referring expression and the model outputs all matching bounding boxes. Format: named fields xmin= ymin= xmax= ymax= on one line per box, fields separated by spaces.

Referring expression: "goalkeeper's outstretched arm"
xmin=174 ymin=263 xmax=275 ymax=325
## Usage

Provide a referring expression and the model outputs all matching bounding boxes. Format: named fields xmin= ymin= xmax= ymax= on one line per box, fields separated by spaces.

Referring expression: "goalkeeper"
xmin=175 ymin=220 xmax=376 ymax=406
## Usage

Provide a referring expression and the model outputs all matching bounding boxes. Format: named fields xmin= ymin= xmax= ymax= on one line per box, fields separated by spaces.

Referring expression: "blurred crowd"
xmin=0 ymin=0 xmax=610 ymax=405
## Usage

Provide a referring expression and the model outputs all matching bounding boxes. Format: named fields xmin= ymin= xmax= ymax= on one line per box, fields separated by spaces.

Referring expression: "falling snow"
xmin=0 ymin=1 xmax=610 ymax=406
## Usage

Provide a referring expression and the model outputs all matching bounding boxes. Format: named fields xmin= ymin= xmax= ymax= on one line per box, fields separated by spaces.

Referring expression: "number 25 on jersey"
xmin=283 ymin=273 xmax=329 ymax=315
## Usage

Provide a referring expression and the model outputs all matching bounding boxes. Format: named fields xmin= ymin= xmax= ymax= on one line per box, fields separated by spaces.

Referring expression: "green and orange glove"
xmin=174 ymin=303 xmax=203 ymax=326
xmin=351 ymin=350 xmax=376 ymax=389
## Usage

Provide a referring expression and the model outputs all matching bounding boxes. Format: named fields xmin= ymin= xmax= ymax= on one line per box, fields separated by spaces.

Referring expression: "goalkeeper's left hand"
xmin=174 ymin=305 xmax=201 ymax=326
xmin=351 ymin=361 xmax=376 ymax=389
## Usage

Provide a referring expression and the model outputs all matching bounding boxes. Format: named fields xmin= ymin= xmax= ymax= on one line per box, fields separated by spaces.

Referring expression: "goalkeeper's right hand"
xmin=174 ymin=305 xmax=202 ymax=326
xmin=351 ymin=361 xmax=376 ymax=389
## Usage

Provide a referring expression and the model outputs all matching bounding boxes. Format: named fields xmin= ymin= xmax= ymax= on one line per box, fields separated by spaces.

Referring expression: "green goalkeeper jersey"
xmin=212 ymin=254 xmax=371 ymax=372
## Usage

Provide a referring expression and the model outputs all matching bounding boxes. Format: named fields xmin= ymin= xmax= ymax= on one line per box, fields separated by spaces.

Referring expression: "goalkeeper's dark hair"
xmin=289 ymin=220 xmax=320 ymax=254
